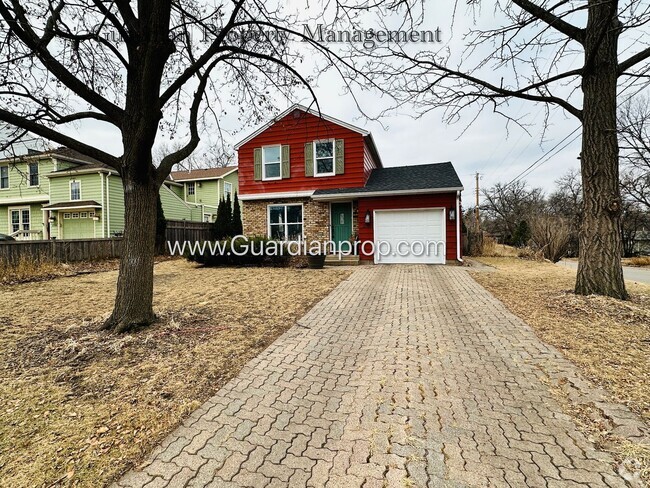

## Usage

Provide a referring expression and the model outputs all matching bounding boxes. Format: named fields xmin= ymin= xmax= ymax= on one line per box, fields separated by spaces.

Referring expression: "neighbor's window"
xmin=64 ymin=213 xmax=71 ymax=219
xmin=70 ymin=181 xmax=81 ymax=200
xmin=263 ymin=145 xmax=281 ymax=180
xmin=29 ymin=162 xmax=39 ymax=186
xmin=268 ymin=204 xmax=303 ymax=241
xmin=187 ymin=182 xmax=195 ymax=196
xmin=224 ymin=181 xmax=233 ymax=199
xmin=10 ymin=208 xmax=30 ymax=233
xmin=314 ymin=140 xmax=334 ymax=176
xmin=0 ymin=165 xmax=8 ymax=189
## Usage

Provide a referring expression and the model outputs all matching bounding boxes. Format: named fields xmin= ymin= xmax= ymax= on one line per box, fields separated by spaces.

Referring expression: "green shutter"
xmin=253 ymin=148 xmax=262 ymax=181
xmin=335 ymin=139 xmax=345 ymax=175
xmin=281 ymin=145 xmax=290 ymax=179
xmin=304 ymin=142 xmax=314 ymax=177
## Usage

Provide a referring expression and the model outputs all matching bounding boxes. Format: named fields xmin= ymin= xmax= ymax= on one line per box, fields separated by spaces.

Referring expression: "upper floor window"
xmin=0 ymin=165 xmax=8 ymax=189
xmin=314 ymin=140 xmax=335 ymax=177
xmin=224 ymin=181 xmax=233 ymax=199
xmin=263 ymin=145 xmax=281 ymax=180
xmin=70 ymin=180 xmax=81 ymax=201
xmin=187 ymin=182 xmax=195 ymax=196
xmin=29 ymin=162 xmax=39 ymax=186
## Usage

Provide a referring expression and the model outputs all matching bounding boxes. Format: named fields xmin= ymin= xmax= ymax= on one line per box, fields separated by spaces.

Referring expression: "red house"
xmin=235 ymin=104 xmax=464 ymax=264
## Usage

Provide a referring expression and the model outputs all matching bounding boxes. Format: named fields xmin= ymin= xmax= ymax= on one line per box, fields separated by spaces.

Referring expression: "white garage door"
xmin=374 ymin=209 xmax=446 ymax=264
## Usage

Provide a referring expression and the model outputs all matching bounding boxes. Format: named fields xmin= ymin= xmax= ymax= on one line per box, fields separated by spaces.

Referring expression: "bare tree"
xmin=619 ymin=96 xmax=650 ymax=210
xmin=481 ymin=180 xmax=545 ymax=244
xmin=548 ymin=169 xmax=583 ymax=256
xmin=357 ymin=0 xmax=650 ymax=299
xmin=0 ymin=1 xmax=355 ymax=332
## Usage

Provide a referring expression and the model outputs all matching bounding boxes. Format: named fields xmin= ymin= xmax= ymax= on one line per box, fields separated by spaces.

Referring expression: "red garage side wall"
xmin=239 ymin=111 xmax=367 ymax=194
xmin=357 ymin=193 xmax=460 ymax=262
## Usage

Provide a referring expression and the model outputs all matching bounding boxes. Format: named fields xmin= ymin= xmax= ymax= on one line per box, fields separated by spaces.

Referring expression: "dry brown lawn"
xmin=0 ymin=260 xmax=351 ymax=487
xmin=470 ymin=257 xmax=650 ymax=480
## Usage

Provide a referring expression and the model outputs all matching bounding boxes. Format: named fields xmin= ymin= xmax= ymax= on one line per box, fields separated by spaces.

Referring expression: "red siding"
xmin=357 ymin=193 xmax=460 ymax=262
xmin=238 ymin=111 xmax=367 ymax=194
xmin=363 ymin=143 xmax=379 ymax=183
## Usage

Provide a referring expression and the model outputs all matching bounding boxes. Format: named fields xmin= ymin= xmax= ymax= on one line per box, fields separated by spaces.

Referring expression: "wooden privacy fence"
xmin=165 ymin=220 xmax=213 ymax=244
xmin=0 ymin=238 xmax=123 ymax=264
xmin=0 ymin=220 xmax=214 ymax=264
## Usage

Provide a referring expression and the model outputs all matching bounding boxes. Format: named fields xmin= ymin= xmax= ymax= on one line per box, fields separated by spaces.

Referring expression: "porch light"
xmin=48 ymin=216 xmax=56 ymax=224
xmin=448 ymin=208 xmax=456 ymax=221
xmin=92 ymin=216 xmax=100 ymax=221
xmin=364 ymin=210 xmax=372 ymax=225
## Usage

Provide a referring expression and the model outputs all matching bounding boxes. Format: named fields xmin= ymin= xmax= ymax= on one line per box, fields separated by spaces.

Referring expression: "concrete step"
xmin=325 ymin=255 xmax=360 ymax=266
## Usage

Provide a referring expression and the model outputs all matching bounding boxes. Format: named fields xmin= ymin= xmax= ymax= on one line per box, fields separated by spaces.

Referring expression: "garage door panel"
xmin=374 ymin=209 xmax=446 ymax=264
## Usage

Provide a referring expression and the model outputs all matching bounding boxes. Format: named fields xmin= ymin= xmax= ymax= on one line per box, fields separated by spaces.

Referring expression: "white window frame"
xmin=72 ymin=212 xmax=80 ymax=219
xmin=8 ymin=206 xmax=30 ymax=233
xmin=187 ymin=181 xmax=196 ymax=196
xmin=0 ymin=165 xmax=8 ymax=190
xmin=224 ymin=181 xmax=233 ymax=199
xmin=262 ymin=144 xmax=282 ymax=181
xmin=63 ymin=212 xmax=72 ymax=219
xmin=28 ymin=162 xmax=39 ymax=187
xmin=313 ymin=139 xmax=336 ymax=177
xmin=70 ymin=180 xmax=81 ymax=201
xmin=267 ymin=203 xmax=304 ymax=241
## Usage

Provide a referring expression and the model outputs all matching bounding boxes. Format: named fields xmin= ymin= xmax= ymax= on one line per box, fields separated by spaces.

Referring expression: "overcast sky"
xmin=11 ymin=0 xmax=649 ymax=206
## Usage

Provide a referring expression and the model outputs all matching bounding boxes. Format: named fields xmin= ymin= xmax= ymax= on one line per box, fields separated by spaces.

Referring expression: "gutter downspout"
xmin=100 ymin=172 xmax=105 ymax=238
xmin=456 ymin=190 xmax=463 ymax=263
xmin=106 ymin=173 xmax=111 ymax=237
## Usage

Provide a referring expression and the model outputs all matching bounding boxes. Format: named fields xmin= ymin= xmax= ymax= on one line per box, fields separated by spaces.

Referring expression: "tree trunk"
xmin=103 ymin=176 xmax=159 ymax=333
xmin=576 ymin=0 xmax=627 ymax=299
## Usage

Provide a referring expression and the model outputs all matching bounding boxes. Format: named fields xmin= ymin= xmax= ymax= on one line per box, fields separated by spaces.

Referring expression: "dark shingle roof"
xmin=42 ymin=200 xmax=102 ymax=210
xmin=313 ymin=162 xmax=463 ymax=196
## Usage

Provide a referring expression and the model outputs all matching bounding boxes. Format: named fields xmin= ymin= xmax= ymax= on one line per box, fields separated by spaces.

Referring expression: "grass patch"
xmin=625 ymin=256 xmax=650 ymax=267
xmin=470 ymin=257 xmax=650 ymax=481
xmin=0 ymin=260 xmax=351 ymax=487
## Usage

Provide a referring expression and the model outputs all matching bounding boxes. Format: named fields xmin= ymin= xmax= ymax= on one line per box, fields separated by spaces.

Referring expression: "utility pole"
xmin=475 ymin=172 xmax=480 ymax=230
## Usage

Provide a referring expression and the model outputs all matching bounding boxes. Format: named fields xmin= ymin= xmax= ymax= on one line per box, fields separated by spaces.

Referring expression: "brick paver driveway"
xmin=115 ymin=266 xmax=644 ymax=488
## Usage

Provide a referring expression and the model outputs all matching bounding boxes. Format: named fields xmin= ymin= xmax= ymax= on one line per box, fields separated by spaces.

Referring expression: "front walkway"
xmin=114 ymin=266 xmax=644 ymax=488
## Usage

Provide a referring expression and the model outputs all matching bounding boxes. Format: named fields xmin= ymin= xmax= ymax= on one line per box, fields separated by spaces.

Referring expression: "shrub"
xmin=0 ymin=254 xmax=59 ymax=284
xmin=186 ymin=236 xmax=291 ymax=267
xmin=530 ymin=214 xmax=572 ymax=262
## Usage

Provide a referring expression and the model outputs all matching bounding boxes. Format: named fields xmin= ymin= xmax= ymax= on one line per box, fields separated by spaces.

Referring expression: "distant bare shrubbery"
xmin=0 ymin=254 xmax=59 ymax=284
xmin=529 ymin=215 xmax=572 ymax=263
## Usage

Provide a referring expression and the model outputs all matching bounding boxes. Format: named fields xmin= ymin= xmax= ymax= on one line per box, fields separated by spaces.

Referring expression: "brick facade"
xmin=242 ymin=198 xmax=359 ymax=246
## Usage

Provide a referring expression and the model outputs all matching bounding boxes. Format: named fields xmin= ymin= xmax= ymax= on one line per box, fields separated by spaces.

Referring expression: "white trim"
xmin=0 ymin=195 xmax=49 ymax=205
xmin=372 ymin=207 xmax=446 ymax=265
xmin=8 ymin=205 xmax=31 ymax=235
xmin=46 ymin=167 xmax=117 ymax=178
xmin=266 ymin=203 xmax=304 ymax=241
xmin=313 ymin=139 xmax=336 ymax=177
xmin=186 ymin=181 xmax=196 ymax=197
xmin=100 ymin=172 xmax=106 ymax=238
xmin=234 ymin=104 xmax=370 ymax=150
xmin=69 ymin=179 xmax=82 ymax=201
xmin=43 ymin=203 xmax=102 ymax=211
xmin=312 ymin=187 xmax=464 ymax=201
xmin=171 ymin=167 xmax=238 ymax=182
xmin=161 ymin=182 xmax=203 ymax=210
xmin=105 ymin=174 xmax=111 ymax=234
xmin=239 ymin=190 xmax=315 ymax=201
xmin=224 ymin=181 xmax=233 ymax=199
xmin=262 ymin=144 xmax=282 ymax=181
xmin=456 ymin=191 xmax=463 ymax=263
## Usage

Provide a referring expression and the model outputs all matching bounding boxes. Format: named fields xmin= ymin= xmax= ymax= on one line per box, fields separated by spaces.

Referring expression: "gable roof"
xmin=0 ymin=146 xmax=101 ymax=165
xmin=234 ymin=104 xmax=370 ymax=150
xmin=170 ymin=166 xmax=237 ymax=181
xmin=312 ymin=162 xmax=464 ymax=200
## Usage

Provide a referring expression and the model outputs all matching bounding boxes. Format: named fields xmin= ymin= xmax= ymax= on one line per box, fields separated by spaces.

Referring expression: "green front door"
xmin=331 ymin=203 xmax=353 ymax=252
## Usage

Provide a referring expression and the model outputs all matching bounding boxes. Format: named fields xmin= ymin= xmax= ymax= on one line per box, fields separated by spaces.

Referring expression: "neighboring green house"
xmin=0 ymin=147 xmax=238 ymax=240
xmin=169 ymin=167 xmax=239 ymax=223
